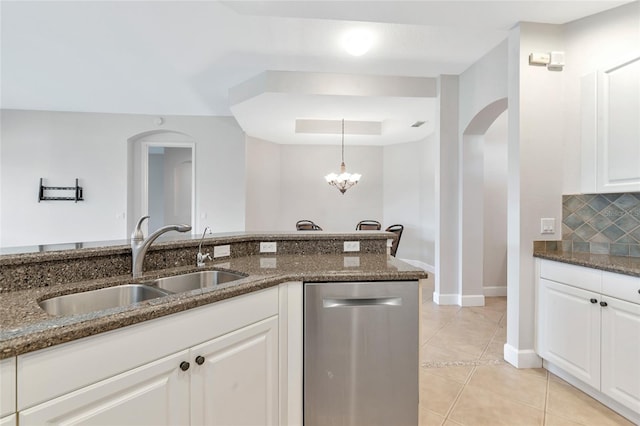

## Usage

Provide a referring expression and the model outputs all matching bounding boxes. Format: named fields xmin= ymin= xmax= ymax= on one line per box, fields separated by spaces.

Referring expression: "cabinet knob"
xmin=179 ymin=361 xmax=190 ymax=371
xmin=590 ymin=298 xmax=598 ymax=304
xmin=195 ymin=355 xmax=205 ymax=365
xmin=600 ymin=301 xmax=608 ymax=307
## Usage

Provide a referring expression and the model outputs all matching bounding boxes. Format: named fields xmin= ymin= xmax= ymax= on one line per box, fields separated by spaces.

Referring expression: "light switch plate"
xmin=260 ymin=242 xmax=277 ymax=253
xmin=213 ymin=245 xmax=231 ymax=258
xmin=540 ymin=218 xmax=555 ymax=234
xmin=343 ymin=241 xmax=360 ymax=252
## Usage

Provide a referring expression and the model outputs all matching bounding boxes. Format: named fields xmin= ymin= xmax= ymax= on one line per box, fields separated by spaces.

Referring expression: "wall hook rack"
xmin=38 ymin=178 xmax=84 ymax=202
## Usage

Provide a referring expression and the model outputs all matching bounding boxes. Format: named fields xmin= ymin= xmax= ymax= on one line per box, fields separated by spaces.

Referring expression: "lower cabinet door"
xmin=190 ymin=316 xmax=278 ymax=426
xmin=0 ymin=414 xmax=16 ymax=426
xmin=601 ymin=296 xmax=640 ymax=413
xmin=538 ymin=279 xmax=601 ymax=388
xmin=19 ymin=350 xmax=190 ymax=426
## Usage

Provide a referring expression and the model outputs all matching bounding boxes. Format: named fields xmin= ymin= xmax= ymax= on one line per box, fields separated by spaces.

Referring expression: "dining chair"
xmin=385 ymin=224 xmax=404 ymax=256
xmin=296 ymin=220 xmax=323 ymax=231
xmin=356 ymin=220 xmax=382 ymax=230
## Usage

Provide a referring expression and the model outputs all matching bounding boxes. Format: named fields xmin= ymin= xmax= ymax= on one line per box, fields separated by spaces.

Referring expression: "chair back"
xmin=356 ymin=220 xmax=382 ymax=230
xmin=296 ymin=220 xmax=323 ymax=231
xmin=385 ymin=224 xmax=404 ymax=256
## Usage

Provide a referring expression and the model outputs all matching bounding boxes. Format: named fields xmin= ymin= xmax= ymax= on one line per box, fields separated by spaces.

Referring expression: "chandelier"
xmin=324 ymin=119 xmax=362 ymax=194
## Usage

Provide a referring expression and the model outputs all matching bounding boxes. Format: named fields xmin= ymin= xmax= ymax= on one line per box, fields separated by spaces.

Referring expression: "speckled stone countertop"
xmin=0 ymin=252 xmax=427 ymax=359
xmin=533 ymin=244 xmax=640 ymax=277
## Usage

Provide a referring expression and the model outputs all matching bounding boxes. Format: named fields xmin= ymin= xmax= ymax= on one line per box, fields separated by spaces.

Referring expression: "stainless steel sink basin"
xmin=38 ymin=284 xmax=171 ymax=316
xmin=150 ymin=270 xmax=246 ymax=293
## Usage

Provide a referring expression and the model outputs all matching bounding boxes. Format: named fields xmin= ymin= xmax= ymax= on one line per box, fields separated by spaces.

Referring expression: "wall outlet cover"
xmin=343 ymin=241 xmax=360 ymax=252
xmin=260 ymin=242 xmax=277 ymax=253
xmin=213 ymin=245 xmax=231 ymax=258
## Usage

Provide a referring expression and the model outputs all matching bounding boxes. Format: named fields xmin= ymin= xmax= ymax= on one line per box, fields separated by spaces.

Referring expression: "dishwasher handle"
xmin=323 ymin=297 xmax=402 ymax=308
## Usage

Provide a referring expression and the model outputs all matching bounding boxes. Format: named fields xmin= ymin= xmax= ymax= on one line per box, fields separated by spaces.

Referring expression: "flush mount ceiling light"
xmin=343 ymin=29 xmax=373 ymax=56
xmin=325 ymin=119 xmax=362 ymax=194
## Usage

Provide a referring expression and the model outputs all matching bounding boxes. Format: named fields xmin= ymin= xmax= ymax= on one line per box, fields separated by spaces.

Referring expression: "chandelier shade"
xmin=324 ymin=119 xmax=362 ymax=194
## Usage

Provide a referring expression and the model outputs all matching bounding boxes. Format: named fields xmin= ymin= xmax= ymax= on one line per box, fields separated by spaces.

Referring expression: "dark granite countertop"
xmin=0 ymin=253 xmax=427 ymax=359
xmin=533 ymin=249 xmax=640 ymax=278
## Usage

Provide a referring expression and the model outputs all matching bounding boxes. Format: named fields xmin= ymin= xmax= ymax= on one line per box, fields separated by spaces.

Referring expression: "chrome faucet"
xmin=131 ymin=215 xmax=192 ymax=278
xmin=197 ymin=226 xmax=212 ymax=267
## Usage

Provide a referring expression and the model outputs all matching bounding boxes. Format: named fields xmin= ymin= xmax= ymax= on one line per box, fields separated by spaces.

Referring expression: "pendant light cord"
xmin=341 ymin=118 xmax=345 ymax=163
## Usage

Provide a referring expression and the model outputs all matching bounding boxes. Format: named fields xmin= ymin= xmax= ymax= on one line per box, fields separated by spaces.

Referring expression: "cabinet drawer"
xmin=540 ymin=260 xmax=601 ymax=293
xmin=602 ymin=271 xmax=640 ymax=304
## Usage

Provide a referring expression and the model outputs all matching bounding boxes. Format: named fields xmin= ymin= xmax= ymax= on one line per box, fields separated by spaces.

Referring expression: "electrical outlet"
xmin=260 ymin=242 xmax=277 ymax=253
xmin=540 ymin=218 xmax=555 ymax=234
xmin=213 ymin=245 xmax=231 ymax=258
xmin=343 ymin=241 xmax=360 ymax=252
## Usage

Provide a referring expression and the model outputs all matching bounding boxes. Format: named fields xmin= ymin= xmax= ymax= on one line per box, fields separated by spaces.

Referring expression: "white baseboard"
xmin=459 ymin=294 xmax=485 ymax=307
xmin=544 ymin=361 xmax=640 ymax=424
xmin=484 ymin=286 xmax=507 ymax=297
xmin=503 ymin=344 xmax=542 ymax=369
xmin=399 ymin=258 xmax=435 ymax=273
xmin=432 ymin=292 xmax=459 ymax=305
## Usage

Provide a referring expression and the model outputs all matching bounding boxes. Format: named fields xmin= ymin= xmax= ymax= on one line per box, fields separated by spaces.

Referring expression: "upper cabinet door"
xmin=582 ymin=55 xmax=640 ymax=193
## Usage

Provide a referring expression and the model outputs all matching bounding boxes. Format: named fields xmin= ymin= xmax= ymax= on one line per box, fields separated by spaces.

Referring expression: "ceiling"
xmin=0 ymin=1 xmax=632 ymax=145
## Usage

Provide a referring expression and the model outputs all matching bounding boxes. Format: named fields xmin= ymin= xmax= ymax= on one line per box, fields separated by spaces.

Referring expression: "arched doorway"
xmin=127 ymin=130 xmax=195 ymax=236
xmin=459 ymin=98 xmax=508 ymax=305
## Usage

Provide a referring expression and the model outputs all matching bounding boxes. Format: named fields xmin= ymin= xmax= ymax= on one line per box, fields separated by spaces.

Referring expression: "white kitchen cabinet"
xmin=17 ymin=286 xmax=287 ymax=425
xmin=601 ymin=295 xmax=640 ymax=413
xmin=536 ymin=259 xmax=640 ymax=419
xmin=581 ymin=54 xmax=640 ymax=193
xmin=19 ymin=350 xmax=190 ymax=425
xmin=0 ymin=357 xmax=15 ymax=419
xmin=0 ymin=414 xmax=16 ymax=426
xmin=191 ymin=316 xmax=279 ymax=426
xmin=537 ymin=278 xmax=601 ymax=388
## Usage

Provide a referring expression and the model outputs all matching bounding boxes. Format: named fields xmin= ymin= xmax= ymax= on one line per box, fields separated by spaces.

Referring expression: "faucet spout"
xmin=131 ymin=216 xmax=192 ymax=278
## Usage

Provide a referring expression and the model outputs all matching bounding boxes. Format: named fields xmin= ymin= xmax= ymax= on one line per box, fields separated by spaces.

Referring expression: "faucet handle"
xmin=197 ymin=251 xmax=212 ymax=267
xmin=132 ymin=215 xmax=150 ymax=241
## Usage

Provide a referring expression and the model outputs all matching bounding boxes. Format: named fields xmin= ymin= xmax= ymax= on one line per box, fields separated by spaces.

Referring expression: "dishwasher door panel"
xmin=304 ymin=281 xmax=418 ymax=426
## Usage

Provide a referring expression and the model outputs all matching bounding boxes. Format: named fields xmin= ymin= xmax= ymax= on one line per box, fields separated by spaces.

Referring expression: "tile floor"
xmin=419 ymin=276 xmax=635 ymax=426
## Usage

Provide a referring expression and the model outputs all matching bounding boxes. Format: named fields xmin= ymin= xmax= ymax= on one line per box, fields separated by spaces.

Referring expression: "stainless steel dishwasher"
xmin=304 ymin=281 xmax=419 ymax=426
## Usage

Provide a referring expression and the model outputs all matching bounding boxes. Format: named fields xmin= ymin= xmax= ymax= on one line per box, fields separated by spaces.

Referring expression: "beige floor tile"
xmin=427 ymin=333 xmax=491 ymax=359
xmin=443 ymin=420 xmax=464 ymax=426
xmin=420 ymin=369 xmax=464 ymax=416
xmin=422 ymin=341 xmax=484 ymax=363
xmin=480 ymin=335 xmax=505 ymax=360
xmin=483 ymin=296 xmax=507 ymax=311
xmin=449 ymin=383 xmax=545 ymax=426
xmin=459 ymin=305 xmax=505 ymax=324
xmin=546 ymin=380 xmax=635 ymax=426
xmin=468 ymin=364 xmax=547 ymax=409
xmin=544 ymin=413 xmax=586 ymax=426
xmin=519 ymin=367 xmax=549 ymax=380
xmin=420 ymin=408 xmax=445 ymax=426
xmin=423 ymin=365 xmax=475 ymax=385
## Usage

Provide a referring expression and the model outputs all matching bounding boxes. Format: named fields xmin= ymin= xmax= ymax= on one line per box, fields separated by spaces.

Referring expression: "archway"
xmin=127 ymin=130 xmax=196 ymax=237
xmin=459 ymin=98 xmax=508 ymax=305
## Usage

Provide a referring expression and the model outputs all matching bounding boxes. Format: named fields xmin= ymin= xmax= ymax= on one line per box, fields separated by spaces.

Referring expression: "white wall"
xmin=277 ymin=144 xmax=383 ymax=232
xmin=0 ymin=110 xmax=245 ymax=247
xmin=383 ymin=138 xmax=435 ymax=266
xmin=245 ymin=136 xmax=282 ymax=231
xmin=483 ymin=111 xmax=508 ymax=291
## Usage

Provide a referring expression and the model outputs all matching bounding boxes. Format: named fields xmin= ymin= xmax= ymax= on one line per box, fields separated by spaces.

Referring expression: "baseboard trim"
xmin=459 ymin=294 xmax=485 ymax=307
xmin=484 ymin=286 xmax=507 ymax=297
xmin=432 ymin=292 xmax=459 ymax=305
xmin=399 ymin=258 xmax=435 ymax=273
xmin=544 ymin=361 xmax=640 ymax=424
xmin=503 ymin=344 xmax=542 ymax=369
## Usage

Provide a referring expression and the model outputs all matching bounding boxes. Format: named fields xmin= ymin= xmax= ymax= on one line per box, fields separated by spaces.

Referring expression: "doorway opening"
xmin=127 ymin=131 xmax=195 ymax=237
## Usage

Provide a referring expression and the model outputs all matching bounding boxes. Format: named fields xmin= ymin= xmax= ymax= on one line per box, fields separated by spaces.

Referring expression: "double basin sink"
xmin=38 ymin=270 xmax=246 ymax=317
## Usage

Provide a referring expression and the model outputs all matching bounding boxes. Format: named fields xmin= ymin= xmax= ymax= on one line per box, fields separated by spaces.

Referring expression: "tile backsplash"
xmin=562 ymin=193 xmax=640 ymax=257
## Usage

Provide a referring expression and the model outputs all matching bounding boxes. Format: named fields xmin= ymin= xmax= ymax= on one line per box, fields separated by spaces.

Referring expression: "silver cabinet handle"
xmin=323 ymin=297 xmax=402 ymax=308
